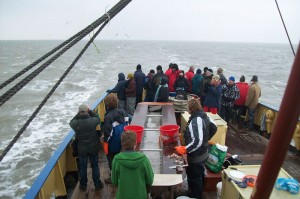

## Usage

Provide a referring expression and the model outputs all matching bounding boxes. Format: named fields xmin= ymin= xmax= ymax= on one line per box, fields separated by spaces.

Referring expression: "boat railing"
xmin=24 ymin=92 xmax=108 ymax=199
xmin=24 ymin=91 xmax=300 ymax=198
xmin=244 ymin=102 xmax=300 ymax=151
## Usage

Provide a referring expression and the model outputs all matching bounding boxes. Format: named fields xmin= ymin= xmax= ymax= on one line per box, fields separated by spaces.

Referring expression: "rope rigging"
xmin=0 ymin=0 xmax=132 ymax=162
xmin=274 ymin=0 xmax=296 ymax=57
xmin=0 ymin=0 xmax=132 ymax=107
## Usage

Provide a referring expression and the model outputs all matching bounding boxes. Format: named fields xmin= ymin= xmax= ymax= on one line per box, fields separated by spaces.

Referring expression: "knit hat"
xmin=127 ymin=73 xmax=134 ymax=79
xmin=79 ymin=104 xmax=89 ymax=113
xmin=212 ymin=75 xmax=220 ymax=81
xmin=207 ymin=68 xmax=213 ymax=74
xmin=229 ymin=76 xmax=235 ymax=82
xmin=196 ymin=69 xmax=202 ymax=74
xmin=240 ymin=75 xmax=245 ymax=82
xmin=251 ymin=75 xmax=258 ymax=82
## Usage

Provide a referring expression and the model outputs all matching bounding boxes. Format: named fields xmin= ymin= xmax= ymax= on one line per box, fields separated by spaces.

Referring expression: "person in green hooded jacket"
xmin=111 ymin=130 xmax=154 ymax=199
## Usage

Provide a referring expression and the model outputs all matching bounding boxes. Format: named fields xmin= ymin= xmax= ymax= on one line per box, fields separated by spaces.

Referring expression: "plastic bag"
xmin=205 ymin=144 xmax=227 ymax=173
xmin=223 ymin=154 xmax=243 ymax=169
xmin=275 ymin=178 xmax=299 ymax=194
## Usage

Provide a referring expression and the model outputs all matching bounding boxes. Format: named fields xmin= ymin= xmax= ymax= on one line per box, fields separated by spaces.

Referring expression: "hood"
xmin=118 ymin=73 xmax=125 ymax=82
xmin=115 ymin=152 xmax=146 ymax=170
xmin=161 ymin=77 xmax=168 ymax=85
xmin=191 ymin=109 xmax=207 ymax=119
xmin=194 ymin=74 xmax=203 ymax=80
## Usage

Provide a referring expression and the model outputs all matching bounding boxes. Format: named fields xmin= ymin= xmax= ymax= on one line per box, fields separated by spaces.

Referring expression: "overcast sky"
xmin=0 ymin=0 xmax=299 ymax=44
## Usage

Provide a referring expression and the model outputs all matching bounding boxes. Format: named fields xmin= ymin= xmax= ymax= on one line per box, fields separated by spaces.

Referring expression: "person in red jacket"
xmin=233 ymin=75 xmax=249 ymax=129
xmin=185 ymin=66 xmax=195 ymax=93
xmin=165 ymin=63 xmax=173 ymax=78
xmin=168 ymin=63 xmax=179 ymax=92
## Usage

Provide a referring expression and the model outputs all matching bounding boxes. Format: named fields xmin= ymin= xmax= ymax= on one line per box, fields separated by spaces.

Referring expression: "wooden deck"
xmin=70 ymin=108 xmax=300 ymax=199
xmin=226 ymin=123 xmax=300 ymax=183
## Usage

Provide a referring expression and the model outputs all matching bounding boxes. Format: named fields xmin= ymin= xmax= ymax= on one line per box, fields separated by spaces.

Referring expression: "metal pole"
xmin=251 ymin=43 xmax=300 ymax=198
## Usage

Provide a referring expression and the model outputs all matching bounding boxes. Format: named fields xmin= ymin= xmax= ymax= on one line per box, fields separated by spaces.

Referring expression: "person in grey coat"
xmin=69 ymin=104 xmax=103 ymax=191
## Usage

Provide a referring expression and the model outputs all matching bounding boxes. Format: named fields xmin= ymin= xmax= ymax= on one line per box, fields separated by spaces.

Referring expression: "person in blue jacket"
xmin=203 ymin=75 xmax=222 ymax=114
xmin=102 ymin=94 xmax=130 ymax=184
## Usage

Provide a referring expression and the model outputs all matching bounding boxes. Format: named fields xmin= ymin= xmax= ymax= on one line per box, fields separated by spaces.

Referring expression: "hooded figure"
xmin=106 ymin=73 xmax=128 ymax=110
xmin=192 ymin=69 xmax=203 ymax=97
xmin=112 ymin=130 xmax=154 ymax=199
xmin=154 ymin=77 xmax=169 ymax=102
xmin=134 ymin=64 xmax=146 ymax=106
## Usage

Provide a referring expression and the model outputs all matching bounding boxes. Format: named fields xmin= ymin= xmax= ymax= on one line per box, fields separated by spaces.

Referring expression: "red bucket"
xmin=159 ymin=124 xmax=180 ymax=143
xmin=124 ymin=125 xmax=144 ymax=144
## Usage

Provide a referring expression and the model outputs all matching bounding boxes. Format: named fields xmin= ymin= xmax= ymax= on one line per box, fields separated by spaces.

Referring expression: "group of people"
xmin=108 ymin=63 xmax=261 ymax=130
xmin=70 ymin=95 xmax=217 ymax=199
xmin=70 ymin=94 xmax=154 ymax=199
xmin=69 ymin=63 xmax=262 ymax=199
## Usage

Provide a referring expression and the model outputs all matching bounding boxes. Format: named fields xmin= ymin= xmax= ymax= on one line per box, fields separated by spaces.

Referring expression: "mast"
xmin=251 ymin=43 xmax=300 ymax=198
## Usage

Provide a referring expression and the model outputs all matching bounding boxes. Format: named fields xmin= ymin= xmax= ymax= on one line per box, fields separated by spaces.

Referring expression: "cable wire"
xmin=275 ymin=0 xmax=296 ymax=57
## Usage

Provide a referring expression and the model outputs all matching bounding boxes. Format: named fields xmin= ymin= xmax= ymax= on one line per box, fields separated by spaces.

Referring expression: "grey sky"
xmin=0 ymin=0 xmax=299 ymax=44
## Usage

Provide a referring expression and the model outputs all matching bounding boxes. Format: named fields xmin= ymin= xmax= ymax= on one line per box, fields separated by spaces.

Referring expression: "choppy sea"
xmin=0 ymin=40 xmax=296 ymax=198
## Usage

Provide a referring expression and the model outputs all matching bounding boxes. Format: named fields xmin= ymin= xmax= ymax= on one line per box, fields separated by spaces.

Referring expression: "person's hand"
xmin=103 ymin=142 xmax=109 ymax=155
xmin=175 ymin=146 xmax=187 ymax=155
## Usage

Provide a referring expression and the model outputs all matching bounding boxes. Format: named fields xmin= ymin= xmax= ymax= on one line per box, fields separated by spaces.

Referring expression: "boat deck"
xmin=71 ymin=111 xmax=300 ymax=199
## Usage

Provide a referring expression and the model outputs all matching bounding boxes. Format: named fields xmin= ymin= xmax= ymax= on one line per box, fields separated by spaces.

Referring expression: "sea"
xmin=0 ymin=40 xmax=296 ymax=198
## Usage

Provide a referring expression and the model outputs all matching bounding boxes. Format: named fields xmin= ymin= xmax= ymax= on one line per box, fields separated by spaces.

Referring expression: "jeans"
xmin=186 ymin=163 xmax=205 ymax=199
xmin=248 ymin=108 xmax=255 ymax=129
xmin=79 ymin=154 xmax=101 ymax=188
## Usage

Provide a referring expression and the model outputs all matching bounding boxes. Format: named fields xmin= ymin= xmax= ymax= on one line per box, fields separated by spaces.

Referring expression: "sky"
xmin=0 ymin=0 xmax=299 ymax=44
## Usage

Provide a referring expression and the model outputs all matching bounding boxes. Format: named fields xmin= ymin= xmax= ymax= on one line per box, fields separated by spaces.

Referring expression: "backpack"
xmin=108 ymin=110 xmax=129 ymax=153
xmin=176 ymin=90 xmax=188 ymax=100
xmin=157 ymin=86 xmax=169 ymax=102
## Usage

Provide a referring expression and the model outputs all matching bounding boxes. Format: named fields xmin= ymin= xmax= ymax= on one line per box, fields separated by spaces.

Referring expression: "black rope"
xmin=0 ymin=36 xmax=76 ymax=90
xmin=0 ymin=0 xmax=132 ymax=107
xmin=0 ymin=0 xmax=132 ymax=162
xmin=0 ymin=21 xmax=109 ymax=162
xmin=0 ymin=0 xmax=132 ymax=90
xmin=275 ymin=0 xmax=296 ymax=57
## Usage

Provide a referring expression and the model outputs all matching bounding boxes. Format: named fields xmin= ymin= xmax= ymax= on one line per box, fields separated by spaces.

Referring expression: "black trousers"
xmin=106 ymin=152 xmax=119 ymax=171
xmin=185 ymin=163 xmax=205 ymax=199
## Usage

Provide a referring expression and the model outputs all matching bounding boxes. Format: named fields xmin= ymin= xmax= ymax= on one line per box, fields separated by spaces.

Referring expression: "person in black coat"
xmin=155 ymin=77 xmax=169 ymax=102
xmin=102 ymin=94 xmax=130 ymax=184
xmin=69 ymin=104 xmax=103 ymax=191
xmin=144 ymin=69 xmax=155 ymax=102
xmin=106 ymin=73 xmax=128 ymax=110
xmin=174 ymin=70 xmax=190 ymax=93
xmin=152 ymin=65 xmax=168 ymax=96
xmin=134 ymin=64 xmax=146 ymax=106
